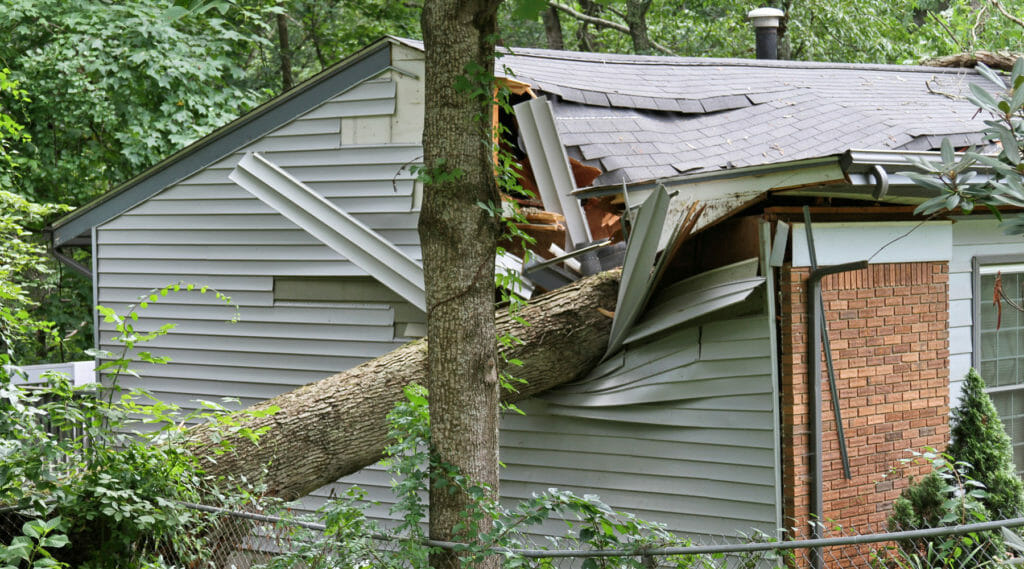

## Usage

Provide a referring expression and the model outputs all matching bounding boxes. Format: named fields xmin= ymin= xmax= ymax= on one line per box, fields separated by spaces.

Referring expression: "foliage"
xmin=947 ymin=368 xmax=1024 ymax=518
xmin=0 ymin=0 xmax=271 ymax=205
xmin=0 ymin=190 xmax=75 ymax=367
xmin=503 ymin=0 xmax=1023 ymax=64
xmin=283 ymin=0 xmax=420 ymax=80
xmin=0 ymin=291 xmax=270 ymax=568
xmin=885 ymin=449 xmax=997 ymax=568
xmin=907 ymin=59 xmax=1024 ymax=229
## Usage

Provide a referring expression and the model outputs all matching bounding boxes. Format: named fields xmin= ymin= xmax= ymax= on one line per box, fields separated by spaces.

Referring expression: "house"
xmin=48 ymin=34 xmax=1017 ymax=543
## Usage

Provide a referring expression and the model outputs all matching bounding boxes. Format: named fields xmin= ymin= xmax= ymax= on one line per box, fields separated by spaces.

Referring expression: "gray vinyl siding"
xmin=498 ymin=312 xmax=779 ymax=543
xmin=93 ymin=60 xmax=426 ymax=511
xmin=949 ymin=217 xmax=1024 ymax=404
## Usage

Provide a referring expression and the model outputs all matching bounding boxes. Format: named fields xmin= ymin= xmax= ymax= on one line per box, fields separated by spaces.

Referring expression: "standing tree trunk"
xmin=624 ymin=0 xmax=653 ymax=54
xmin=420 ymin=3 xmax=503 ymax=569
xmin=276 ymin=10 xmax=294 ymax=92
xmin=542 ymin=6 xmax=565 ymax=50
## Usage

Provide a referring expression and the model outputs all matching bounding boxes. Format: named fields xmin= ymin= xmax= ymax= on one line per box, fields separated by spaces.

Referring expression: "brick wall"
xmin=779 ymin=262 xmax=950 ymax=538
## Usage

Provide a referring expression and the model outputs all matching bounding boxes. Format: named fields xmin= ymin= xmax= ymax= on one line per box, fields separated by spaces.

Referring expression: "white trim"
xmin=979 ymin=263 xmax=1024 ymax=275
xmin=791 ymin=220 xmax=952 ymax=267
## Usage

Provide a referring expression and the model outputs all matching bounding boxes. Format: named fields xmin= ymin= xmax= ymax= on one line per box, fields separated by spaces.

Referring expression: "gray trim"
xmin=605 ymin=186 xmax=669 ymax=357
xmin=575 ymin=155 xmax=845 ymax=198
xmin=514 ymin=97 xmax=591 ymax=247
xmin=91 ymin=225 xmax=99 ymax=359
xmin=51 ymin=41 xmax=393 ymax=247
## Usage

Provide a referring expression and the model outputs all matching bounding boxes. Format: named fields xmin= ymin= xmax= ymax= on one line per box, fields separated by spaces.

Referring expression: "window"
xmin=975 ymin=259 xmax=1024 ymax=474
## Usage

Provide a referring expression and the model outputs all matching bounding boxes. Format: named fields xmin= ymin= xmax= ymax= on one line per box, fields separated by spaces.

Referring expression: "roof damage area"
xmin=495 ymin=45 xmax=1000 ymax=304
xmin=500 ymin=48 xmax=995 ymax=187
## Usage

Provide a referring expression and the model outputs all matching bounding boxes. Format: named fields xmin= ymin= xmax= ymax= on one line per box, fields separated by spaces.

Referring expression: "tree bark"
xmin=419 ymin=1 xmax=504 ymax=567
xmin=922 ymin=50 xmax=1023 ymax=71
xmin=187 ymin=269 xmax=618 ymax=502
xmin=276 ymin=10 xmax=294 ymax=92
xmin=542 ymin=6 xmax=565 ymax=50
xmin=549 ymin=1 xmax=677 ymax=56
xmin=624 ymin=0 xmax=653 ymax=54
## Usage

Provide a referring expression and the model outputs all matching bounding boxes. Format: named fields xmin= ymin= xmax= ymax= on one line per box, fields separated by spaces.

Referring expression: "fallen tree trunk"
xmin=188 ymin=269 xmax=620 ymax=501
xmin=923 ymin=50 xmax=1022 ymax=71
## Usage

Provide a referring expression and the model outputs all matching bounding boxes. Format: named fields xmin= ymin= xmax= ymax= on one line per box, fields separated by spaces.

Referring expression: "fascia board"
xmin=230 ymin=152 xmax=426 ymax=312
xmin=51 ymin=41 xmax=393 ymax=247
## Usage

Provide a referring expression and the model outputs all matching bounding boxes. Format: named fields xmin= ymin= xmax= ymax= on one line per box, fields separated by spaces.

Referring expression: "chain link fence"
xmin=5 ymin=498 xmax=1005 ymax=569
xmin=6 ymin=499 xmax=1024 ymax=567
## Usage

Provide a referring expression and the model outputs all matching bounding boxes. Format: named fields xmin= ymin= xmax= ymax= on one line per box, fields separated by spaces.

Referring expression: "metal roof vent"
xmin=748 ymin=7 xmax=785 ymax=60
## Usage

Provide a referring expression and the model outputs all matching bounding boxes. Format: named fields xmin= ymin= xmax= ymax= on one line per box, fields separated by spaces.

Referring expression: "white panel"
xmin=949 ymin=300 xmax=973 ymax=327
xmin=791 ymin=221 xmax=952 ymax=266
xmin=266 ymin=117 xmax=341 ymax=137
xmin=303 ymin=98 xmax=395 ymax=120
xmin=331 ymin=78 xmax=396 ymax=102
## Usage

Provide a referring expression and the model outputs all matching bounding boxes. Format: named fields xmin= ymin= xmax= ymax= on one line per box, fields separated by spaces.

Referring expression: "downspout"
xmin=803 ymin=207 xmax=867 ymax=569
xmin=44 ymin=229 xmax=93 ymax=280
xmin=807 ymin=261 xmax=865 ymax=568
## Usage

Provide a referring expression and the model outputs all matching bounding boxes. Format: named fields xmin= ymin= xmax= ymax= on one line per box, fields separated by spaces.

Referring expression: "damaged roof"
xmin=498 ymin=47 xmax=995 ymax=187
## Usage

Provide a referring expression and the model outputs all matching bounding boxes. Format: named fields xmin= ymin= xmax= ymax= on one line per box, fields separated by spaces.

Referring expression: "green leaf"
xmin=940 ymin=138 xmax=955 ymax=165
xmin=510 ymin=0 xmax=549 ymax=20
xmin=40 ymin=534 xmax=69 ymax=549
xmin=969 ymin=83 xmax=1000 ymax=111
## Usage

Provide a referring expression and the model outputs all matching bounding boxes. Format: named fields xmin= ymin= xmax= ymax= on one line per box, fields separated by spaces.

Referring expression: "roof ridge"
xmin=389 ymin=36 xmax=984 ymax=76
xmin=499 ymin=46 xmax=984 ymax=76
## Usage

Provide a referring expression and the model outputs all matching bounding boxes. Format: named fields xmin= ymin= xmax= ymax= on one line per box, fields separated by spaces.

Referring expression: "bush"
xmin=947 ymin=368 xmax=1024 ymax=519
xmin=886 ymin=451 xmax=994 ymax=569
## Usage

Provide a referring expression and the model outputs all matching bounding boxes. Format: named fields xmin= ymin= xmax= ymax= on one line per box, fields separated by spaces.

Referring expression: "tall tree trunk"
xmin=420 ymin=3 xmax=503 ymax=568
xmin=542 ymin=6 xmax=565 ymax=50
xmin=276 ymin=10 xmax=294 ymax=92
xmin=187 ymin=270 xmax=619 ymax=502
xmin=624 ymin=0 xmax=653 ymax=54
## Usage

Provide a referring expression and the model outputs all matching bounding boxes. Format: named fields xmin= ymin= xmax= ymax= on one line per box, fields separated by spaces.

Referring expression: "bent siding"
xmin=499 ymin=313 xmax=779 ymax=542
xmin=92 ymin=39 xmax=779 ymax=541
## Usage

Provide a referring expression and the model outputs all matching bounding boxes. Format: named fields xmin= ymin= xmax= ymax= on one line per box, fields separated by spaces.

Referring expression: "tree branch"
xmin=547 ymin=1 xmax=677 ymax=56
xmin=991 ymin=0 xmax=1024 ymax=29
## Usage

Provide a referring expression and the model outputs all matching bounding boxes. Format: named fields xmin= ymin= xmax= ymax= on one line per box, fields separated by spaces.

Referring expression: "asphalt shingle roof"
xmin=500 ymin=47 xmax=996 ymax=187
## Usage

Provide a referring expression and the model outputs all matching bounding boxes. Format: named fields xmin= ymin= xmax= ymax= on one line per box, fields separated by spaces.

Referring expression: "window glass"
xmin=979 ymin=270 xmax=1024 ymax=474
